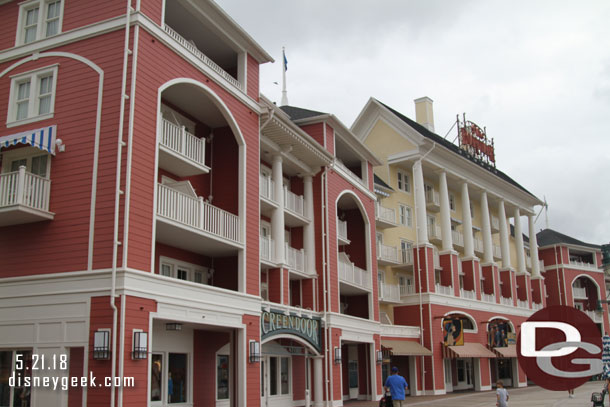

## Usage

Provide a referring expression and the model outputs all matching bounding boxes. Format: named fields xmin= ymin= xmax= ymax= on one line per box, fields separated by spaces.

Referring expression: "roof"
xmin=374 ymin=174 xmax=393 ymax=191
xmin=279 ymin=106 xmax=326 ymax=121
xmin=536 ymin=228 xmax=601 ymax=250
xmin=375 ymin=99 xmax=538 ymax=199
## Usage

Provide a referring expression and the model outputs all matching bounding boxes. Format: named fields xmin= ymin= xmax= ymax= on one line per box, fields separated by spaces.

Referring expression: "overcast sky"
xmin=216 ymin=0 xmax=610 ymax=245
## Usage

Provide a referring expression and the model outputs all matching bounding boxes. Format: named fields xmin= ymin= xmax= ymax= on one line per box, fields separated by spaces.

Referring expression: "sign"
xmin=488 ymin=320 xmax=510 ymax=348
xmin=602 ymin=335 xmax=610 ymax=379
xmin=457 ymin=114 xmax=496 ymax=166
xmin=517 ymin=305 xmax=602 ymax=391
xmin=261 ymin=310 xmax=321 ymax=352
xmin=443 ymin=318 xmax=464 ymax=346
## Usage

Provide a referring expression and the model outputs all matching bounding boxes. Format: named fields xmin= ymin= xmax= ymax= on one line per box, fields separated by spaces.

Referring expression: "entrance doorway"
xmin=455 ymin=358 xmax=474 ymax=390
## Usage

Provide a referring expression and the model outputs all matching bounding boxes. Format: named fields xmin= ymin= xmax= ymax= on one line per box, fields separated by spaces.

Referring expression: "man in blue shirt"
xmin=384 ymin=366 xmax=408 ymax=406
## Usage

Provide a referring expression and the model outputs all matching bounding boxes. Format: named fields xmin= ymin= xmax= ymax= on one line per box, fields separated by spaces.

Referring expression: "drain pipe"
xmin=321 ymin=168 xmax=332 ymax=405
xmin=110 ymin=2 xmax=133 ymax=407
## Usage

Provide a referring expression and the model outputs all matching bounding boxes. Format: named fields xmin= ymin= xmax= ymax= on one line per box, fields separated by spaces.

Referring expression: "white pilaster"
xmin=513 ymin=208 xmax=526 ymax=274
xmin=498 ymin=201 xmax=511 ymax=269
xmin=439 ymin=171 xmax=453 ymax=251
xmin=528 ymin=214 xmax=541 ymax=278
xmin=272 ymin=155 xmax=285 ymax=264
xmin=303 ymin=175 xmax=315 ymax=273
xmin=313 ymin=356 xmax=324 ymax=407
xmin=413 ymin=161 xmax=428 ymax=244
xmin=480 ymin=191 xmax=493 ymax=264
xmin=461 ymin=182 xmax=474 ymax=257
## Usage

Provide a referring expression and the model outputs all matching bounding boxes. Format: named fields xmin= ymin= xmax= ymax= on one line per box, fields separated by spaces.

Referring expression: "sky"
xmin=216 ymin=0 xmax=610 ymax=245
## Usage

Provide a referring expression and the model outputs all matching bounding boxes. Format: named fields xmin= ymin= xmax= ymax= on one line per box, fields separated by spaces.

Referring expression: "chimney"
xmin=414 ymin=96 xmax=435 ymax=132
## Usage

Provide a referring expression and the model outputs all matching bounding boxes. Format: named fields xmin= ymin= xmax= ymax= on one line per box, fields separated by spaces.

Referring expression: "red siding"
xmin=300 ymin=123 xmax=324 ymax=149
xmin=292 ymin=355 xmax=306 ymax=401
xmin=193 ymin=330 xmax=231 ymax=407
xmin=325 ymin=124 xmax=334 ymax=155
xmin=68 ymin=347 xmax=84 ymax=407
xmin=139 ymin=0 xmax=163 ymax=26
xmin=246 ymin=54 xmax=259 ymax=101
xmin=0 ymin=2 xmax=18 ymax=52
xmin=63 ymin=0 xmax=128 ymax=32
xmin=243 ymin=314 xmax=261 ymax=407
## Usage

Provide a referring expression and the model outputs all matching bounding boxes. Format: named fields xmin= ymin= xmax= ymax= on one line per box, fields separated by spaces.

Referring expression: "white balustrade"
xmin=525 ymin=255 xmax=532 ymax=269
xmin=334 ymin=159 xmax=365 ymax=187
xmin=482 ymin=293 xmax=496 ymax=303
xmin=400 ymin=284 xmax=415 ymax=296
xmin=376 ymin=202 xmax=396 ymax=224
xmin=460 ymin=288 xmax=476 ymax=299
xmin=259 ymin=174 xmax=276 ymax=202
xmin=260 ymin=236 xmax=274 ymax=262
xmin=500 ymin=296 xmax=513 ymax=306
xmin=338 ymin=258 xmax=370 ymax=290
xmin=160 ymin=118 xmax=206 ymax=167
xmin=377 ymin=243 xmax=399 ymax=263
xmin=452 ymin=230 xmax=464 ymax=247
xmin=569 ymin=259 xmax=598 ymax=270
xmin=572 ymin=286 xmax=587 ymax=299
xmin=433 ymin=249 xmax=440 ymax=269
xmin=425 ymin=189 xmax=440 ymax=206
xmin=493 ymin=245 xmax=502 ymax=259
xmin=157 ymin=184 xmax=241 ymax=243
xmin=164 ymin=25 xmax=243 ymax=91
xmin=337 ymin=219 xmax=348 ymax=241
xmin=285 ymin=244 xmax=306 ymax=273
xmin=428 ymin=225 xmax=442 ymax=240
xmin=436 ymin=284 xmax=453 ymax=296
xmin=284 ymin=187 xmax=305 ymax=217
xmin=491 ymin=216 xmax=500 ymax=231
xmin=473 ymin=238 xmax=484 ymax=253
xmin=378 ymin=282 xmax=401 ymax=302
xmin=583 ymin=309 xmax=602 ymax=323
xmin=401 ymin=248 xmax=413 ymax=265
xmin=532 ymin=302 xmax=543 ymax=311
xmin=517 ymin=299 xmax=529 ymax=309
xmin=0 ymin=167 xmax=51 ymax=212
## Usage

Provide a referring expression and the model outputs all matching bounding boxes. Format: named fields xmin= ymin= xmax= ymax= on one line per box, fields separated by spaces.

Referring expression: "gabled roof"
xmin=280 ymin=106 xmax=326 ymax=121
xmin=536 ymin=228 xmax=601 ymax=250
xmin=374 ymin=99 xmax=537 ymax=199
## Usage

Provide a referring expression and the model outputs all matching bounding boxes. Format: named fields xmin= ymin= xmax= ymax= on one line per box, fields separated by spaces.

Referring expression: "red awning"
xmin=446 ymin=343 xmax=496 ymax=359
xmin=493 ymin=344 xmax=517 ymax=358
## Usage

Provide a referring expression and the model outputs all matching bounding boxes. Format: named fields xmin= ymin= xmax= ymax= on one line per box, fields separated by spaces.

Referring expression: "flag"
xmin=283 ymin=49 xmax=288 ymax=72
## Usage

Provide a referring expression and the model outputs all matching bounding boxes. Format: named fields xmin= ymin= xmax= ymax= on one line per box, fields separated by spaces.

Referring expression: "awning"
xmin=446 ymin=343 xmax=496 ymax=359
xmin=0 ymin=125 xmax=56 ymax=155
xmin=381 ymin=340 xmax=432 ymax=356
xmin=493 ymin=344 xmax=517 ymax=358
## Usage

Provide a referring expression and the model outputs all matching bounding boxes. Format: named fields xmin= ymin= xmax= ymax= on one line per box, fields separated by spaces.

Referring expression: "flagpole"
xmin=281 ymin=46 xmax=289 ymax=106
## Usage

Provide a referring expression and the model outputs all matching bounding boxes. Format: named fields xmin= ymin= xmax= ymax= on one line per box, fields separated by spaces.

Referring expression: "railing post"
xmin=198 ymin=197 xmax=204 ymax=230
xmin=180 ymin=125 xmax=186 ymax=155
xmin=16 ymin=166 xmax=26 ymax=205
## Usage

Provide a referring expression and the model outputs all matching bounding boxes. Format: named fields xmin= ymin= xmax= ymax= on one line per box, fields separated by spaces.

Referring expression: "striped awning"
xmin=493 ymin=344 xmax=517 ymax=358
xmin=445 ymin=343 xmax=496 ymax=359
xmin=0 ymin=125 xmax=57 ymax=155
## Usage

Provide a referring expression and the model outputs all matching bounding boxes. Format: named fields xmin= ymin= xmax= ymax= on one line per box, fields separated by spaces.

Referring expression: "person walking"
xmin=384 ymin=366 xmax=409 ymax=407
xmin=496 ymin=381 xmax=509 ymax=407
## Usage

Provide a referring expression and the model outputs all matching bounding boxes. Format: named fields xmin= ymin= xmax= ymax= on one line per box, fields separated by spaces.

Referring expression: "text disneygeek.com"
xmin=10 ymin=372 xmax=136 ymax=391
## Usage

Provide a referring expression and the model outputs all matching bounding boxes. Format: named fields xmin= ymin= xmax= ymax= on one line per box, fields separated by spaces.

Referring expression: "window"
xmin=158 ymin=257 xmax=209 ymax=285
xmin=168 ymin=353 xmax=187 ymax=403
xmin=396 ymin=170 xmax=410 ymax=193
xmin=8 ymin=65 xmax=58 ymax=126
xmin=151 ymin=354 xmax=163 ymax=402
xmin=469 ymin=202 xmax=475 ymax=219
xmin=398 ymin=204 xmax=412 ymax=227
xmin=449 ymin=194 xmax=456 ymax=212
xmin=0 ymin=350 xmax=32 ymax=407
xmin=17 ymin=0 xmax=63 ymax=45
xmin=217 ymin=355 xmax=230 ymax=400
xmin=400 ymin=239 xmax=412 ymax=263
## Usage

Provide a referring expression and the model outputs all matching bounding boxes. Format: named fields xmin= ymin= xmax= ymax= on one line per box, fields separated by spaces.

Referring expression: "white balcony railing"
xmin=284 ymin=188 xmax=305 ymax=217
xmin=401 ymin=248 xmax=413 ymax=266
xmin=157 ymin=184 xmax=241 ymax=243
xmin=572 ymin=286 xmax=587 ymax=299
xmin=260 ymin=236 xmax=274 ymax=262
xmin=377 ymin=243 xmax=399 ymax=263
xmin=378 ymin=282 xmax=401 ymax=302
xmin=334 ymin=159 xmax=365 ymax=187
xmin=433 ymin=249 xmax=440 ymax=269
xmin=286 ymin=244 xmax=306 ymax=273
xmin=436 ymin=284 xmax=453 ymax=296
xmin=532 ymin=302 xmax=543 ymax=311
xmin=338 ymin=219 xmax=348 ymax=241
xmin=473 ymin=238 xmax=484 ymax=253
xmin=460 ymin=288 xmax=476 ymax=299
xmin=569 ymin=259 xmax=598 ymax=270
xmin=584 ymin=310 xmax=602 ymax=323
xmin=526 ymin=255 xmax=532 ymax=269
xmin=482 ymin=293 xmax=496 ymax=303
xmin=491 ymin=216 xmax=499 ymax=231
xmin=259 ymin=174 xmax=276 ymax=202
xmin=452 ymin=230 xmax=464 ymax=247
xmin=425 ymin=189 xmax=440 ymax=207
xmin=517 ymin=299 xmax=529 ymax=309
xmin=493 ymin=245 xmax=502 ymax=259
xmin=338 ymin=258 xmax=370 ymax=290
xmin=500 ymin=296 xmax=513 ymax=306
xmin=428 ymin=225 xmax=442 ymax=241
xmin=0 ymin=167 xmax=51 ymax=212
xmin=375 ymin=202 xmax=396 ymax=224
xmin=160 ymin=118 xmax=206 ymax=167
xmin=164 ymin=25 xmax=243 ymax=91
xmin=400 ymin=284 xmax=415 ymax=296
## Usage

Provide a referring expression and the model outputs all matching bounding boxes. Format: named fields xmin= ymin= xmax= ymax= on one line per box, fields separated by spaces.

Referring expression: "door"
xmin=348 ymin=345 xmax=358 ymax=399
xmin=456 ymin=358 xmax=474 ymax=389
xmin=444 ymin=359 xmax=453 ymax=392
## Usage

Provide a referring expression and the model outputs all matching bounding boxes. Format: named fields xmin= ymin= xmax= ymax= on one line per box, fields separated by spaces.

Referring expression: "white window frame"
xmin=158 ymin=256 xmax=209 ymax=285
xmin=150 ymin=351 xmax=192 ymax=406
xmin=7 ymin=64 xmax=58 ymax=127
xmin=449 ymin=193 xmax=456 ymax=212
xmin=16 ymin=0 xmax=64 ymax=45
xmin=215 ymin=343 xmax=232 ymax=405
xmin=1 ymin=146 xmax=52 ymax=178
xmin=396 ymin=170 xmax=410 ymax=193
xmin=0 ymin=349 xmax=33 ymax=407
xmin=398 ymin=204 xmax=413 ymax=228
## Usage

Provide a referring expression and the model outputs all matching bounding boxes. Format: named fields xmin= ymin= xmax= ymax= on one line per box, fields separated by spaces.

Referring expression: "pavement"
xmin=343 ymin=381 xmax=606 ymax=406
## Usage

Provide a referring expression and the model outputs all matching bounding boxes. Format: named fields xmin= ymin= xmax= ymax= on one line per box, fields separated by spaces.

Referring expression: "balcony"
xmin=377 ymin=243 xmax=400 ymax=266
xmin=158 ymin=118 xmax=209 ymax=177
xmin=583 ymin=309 xmax=603 ymax=323
xmin=500 ymin=296 xmax=513 ymax=306
xmin=493 ymin=244 xmax=502 ymax=260
xmin=569 ymin=259 xmax=599 ymax=271
xmin=378 ymin=282 xmax=401 ymax=303
xmin=473 ymin=238 xmax=484 ymax=256
xmin=517 ymin=299 xmax=529 ymax=309
xmin=452 ymin=230 xmax=464 ymax=249
xmin=491 ymin=216 xmax=500 ymax=233
xmin=572 ymin=286 xmax=587 ymax=299
xmin=338 ymin=255 xmax=371 ymax=292
xmin=482 ymin=293 xmax=496 ymax=303
xmin=284 ymin=188 xmax=308 ymax=225
xmin=460 ymin=288 xmax=476 ymax=299
xmin=436 ymin=284 xmax=453 ymax=296
xmin=532 ymin=302 xmax=543 ymax=311
xmin=400 ymin=284 xmax=415 ymax=296
xmin=334 ymin=159 xmax=366 ymax=188
xmin=425 ymin=189 xmax=440 ymax=212
xmin=163 ymin=25 xmax=243 ymax=91
xmin=259 ymin=174 xmax=276 ymax=203
xmin=260 ymin=235 xmax=274 ymax=264
xmin=375 ymin=202 xmax=397 ymax=229
xmin=0 ymin=167 xmax=53 ymax=226
xmin=337 ymin=219 xmax=350 ymax=245
xmin=428 ymin=225 xmax=442 ymax=244
xmin=156 ymin=183 xmax=241 ymax=255
xmin=394 ymin=248 xmax=413 ymax=271
xmin=433 ymin=249 xmax=441 ymax=270
xmin=285 ymin=244 xmax=306 ymax=274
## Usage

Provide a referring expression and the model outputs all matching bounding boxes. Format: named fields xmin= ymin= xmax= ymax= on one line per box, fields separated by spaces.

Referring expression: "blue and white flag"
xmin=283 ymin=50 xmax=288 ymax=72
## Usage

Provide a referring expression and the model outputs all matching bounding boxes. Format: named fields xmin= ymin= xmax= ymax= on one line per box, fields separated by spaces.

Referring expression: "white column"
xmin=303 ymin=175 xmax=315 ymax=273
xmin=412 ymin=161 xmax=428 ymax=244
xmin=513 ymin=208 xmax=526 ymax=274
xmin=439 ymin=171 xmax=453 ymax=251
xmin=498 ymin=201 xmax=511 ymax=269
xmin=313 ymin=356 xmax=324 ymax=407
xmin=272 ymin=155 xmax=285 ymax=264
xmin=528 ymin=214 xmax=541 ymax=278
xmin=461 ymin=182 xmax=474 ymax=257
xmin=480 ymin=191 xmax=493 ymax=264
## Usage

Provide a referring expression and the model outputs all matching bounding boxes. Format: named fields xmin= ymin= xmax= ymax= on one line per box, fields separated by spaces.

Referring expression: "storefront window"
xmin=168 ymin=353 xmax=187 ymax=404
xmin=217 ymin=355 xmax=229 ymax=400
xmin=280 ymin=358 xmax=289 ymax=395
xmin=269 ymin=357 xmax=278 ymax=395
xmin=150 ymin=354 xmax=162 ymax=402
xmin=260 ymin=361 xmax=265 ymax=396
xmin=0 ymin=350 xmax=31 ymax=407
